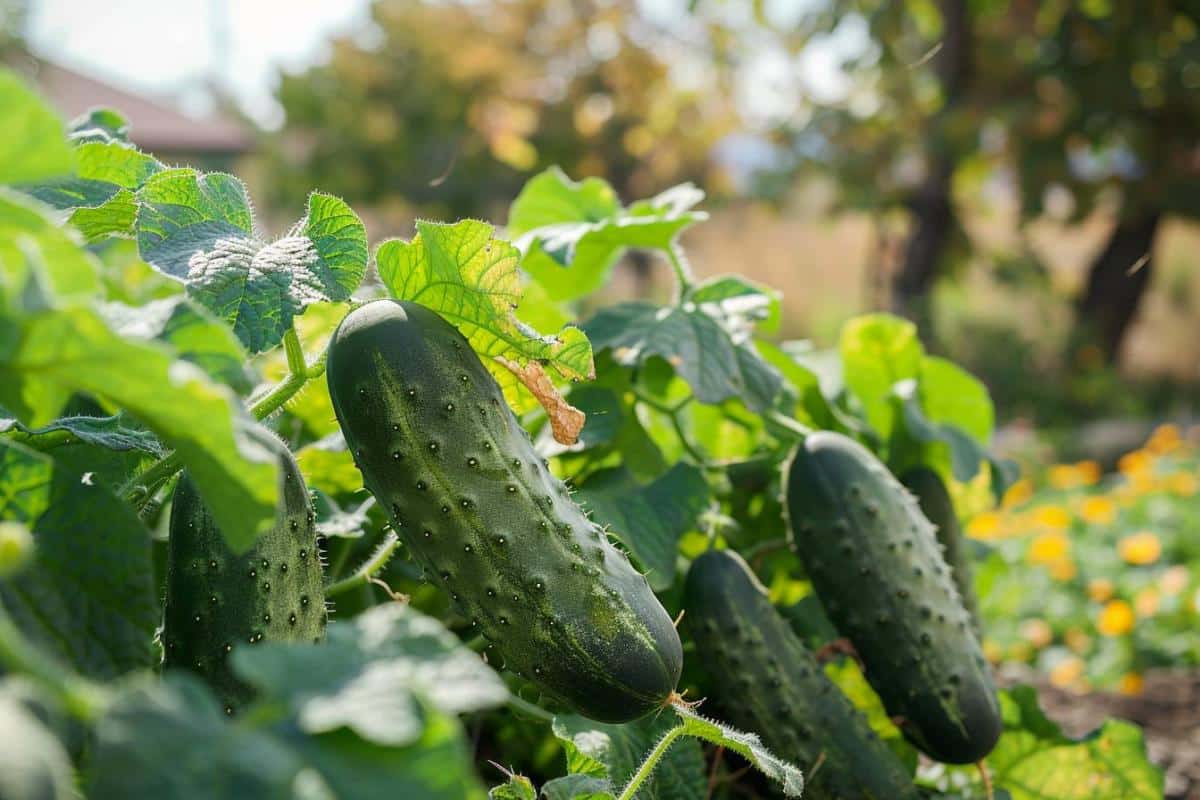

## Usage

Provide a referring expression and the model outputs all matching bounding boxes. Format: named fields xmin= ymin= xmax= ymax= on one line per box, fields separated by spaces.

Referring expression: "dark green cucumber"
xmin=900 ymin=467 xmax=980 ymax=635
xmin=783 ymin=432 xmax=1001 ymax=764
xmin=162 ymin=424 xmax=326 ymax=714
xmin=685 ymin=550 xmax=918 ymax=800
xmin=326 ymin=299 xmax=681 ymax=723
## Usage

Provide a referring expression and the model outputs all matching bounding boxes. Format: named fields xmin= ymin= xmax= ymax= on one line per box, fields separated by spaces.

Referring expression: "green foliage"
xmin=376 ymin=219 xmax=594 ymax=411
xmin=0 ymin=65 xmax=1164 ymax=800
xmin=508 ymin=168 xmax=706 ymax=301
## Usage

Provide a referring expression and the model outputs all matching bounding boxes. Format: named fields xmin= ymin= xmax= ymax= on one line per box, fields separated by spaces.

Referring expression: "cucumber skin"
xmin=900 ymin=467 xmax=981 ymax=635
xmin=162 ymin=425 xmax=326 ymax=713
xmin=784 ymin=432 xmax=1001 ymax=764
xmin=685 ymin=550 xmax=919 ymax=800
xmin=325 ymin=299 xmax=681 ymax=723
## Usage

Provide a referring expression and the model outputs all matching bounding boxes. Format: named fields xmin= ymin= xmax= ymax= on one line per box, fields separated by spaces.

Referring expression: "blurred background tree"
xmin=262 ymin=0 xmax=740 ymax=226
xmin=756 ymin=0 xmax=1200 ymax=366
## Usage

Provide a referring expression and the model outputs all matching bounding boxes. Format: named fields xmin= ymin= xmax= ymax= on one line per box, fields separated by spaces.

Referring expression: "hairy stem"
xmin=507 ymin=694 xmax=554 ymax=723
xmin=0 ymin=603 xmax=108 ymax=721
xmin=325 ymin=531 xmax=401 ymax=597
xmin=667 ymin=244 xmax=694 ymax=300
xmin=121 ymin=326 xmax=321 ymax=505
xmin=617 ymin=724 xmax=687 ymax=800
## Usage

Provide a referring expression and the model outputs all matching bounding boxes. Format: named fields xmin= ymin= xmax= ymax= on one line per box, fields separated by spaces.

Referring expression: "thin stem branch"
xmin=121 ymin=327 xmax=321 ymax=505
xmin=617 ymin=724 xmax=687 ymax=800
xmin=507 ymin=694 xmax=555 ymax=723
xmin=325 ymin=532 xmax=401 ymax=597
xmin=667 ymin=244 xmax=694 ymax=300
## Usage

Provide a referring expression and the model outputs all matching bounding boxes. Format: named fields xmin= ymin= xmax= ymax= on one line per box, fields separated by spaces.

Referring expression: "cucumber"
xmin=685 ymin=550 xmax=919 ymax=800
xmin=162 ymin=424 xmax=326 ymax=714
xmin=325 ymin=299 xmax=681 ymax=723
xmin=900 ymin=467 xmax=980 ymax=635
xmin=783 ymin=432 xmax=1001 ymax=764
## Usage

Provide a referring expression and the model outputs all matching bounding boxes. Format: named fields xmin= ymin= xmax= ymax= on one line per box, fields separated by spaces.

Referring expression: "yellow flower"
xmin=1020 ymin=618 xmax=1053 ymax=648
xmin=1087 ymin=578 xmax=1115 ymax=603
xmin=1118 ymin=673 xmax=1145 ymax=696
xmin=1134 ymin=586 xmax=1160 ymax=617
xmin=982 ymin=638 xmax=1003 ymax=663
xmin=1119 ymin=531 xmax=1162 ymax=565
xmin=1064 ymin=627 xmax=1091 ymax=654
xmin=1160 ymin=565 xmax=1189 ymax=596
xmin=1049 ymin=558 xmax=1077 ymax=581
xmin=1002 ymin=478 xmax=1033 ymax=509
xmin=1097 ymin=600 xmax=1135 ymax=636
xmin=1008 ymin=641 xmax=1034 ymax=662
xmin=1118 ymin=449 xmax=1154 ymax=478
xmin=1146 ymin=423 xmax=1182 ymax=455
xmin=1027 ymin=532 xmax=1069 ymax=564
xmin=1048 ymin=464 xmax=1078 ymax=489
xmin=1075 ymin=460 xmax=1102 ymax=486
xmin=1078 ymin=496 xmax=1116 ymax=525
xmin=1032 ymin=505 xmax=1071 ymax=529
xmin=967 ymin=511 xmax=1004 ymax=540
xmin=1049 ymin=656 xmax=1085 ymax=688
xmin=1167 ymin=471 xmax=1197 ymax=497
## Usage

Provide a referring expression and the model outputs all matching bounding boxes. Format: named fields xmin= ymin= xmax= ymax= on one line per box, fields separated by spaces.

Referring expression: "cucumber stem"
xmin=616 ymin=723 xmax=687 ymax=800
xmin=325 ymin=531 xmax=401 ymax=597
xmin=121 ymin=326 xmax=321 ymax=506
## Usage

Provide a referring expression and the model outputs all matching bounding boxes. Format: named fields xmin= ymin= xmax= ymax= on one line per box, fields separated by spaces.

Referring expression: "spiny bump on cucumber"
xmin=326 ymin=299 xmax=682 ymax=723
xmin=783 ymin=431 xmax=1001 ymax=764
xmin=162 ymin=423 xmax=326 ymax=714
xmin=685 ymin=550 xmax=919 ymax=800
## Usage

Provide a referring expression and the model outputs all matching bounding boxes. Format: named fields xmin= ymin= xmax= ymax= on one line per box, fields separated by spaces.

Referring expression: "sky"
xmin=27 ymin=0 xmax=374 ymax=127
xmin=26 ymin=0 xmax=858 ymax=131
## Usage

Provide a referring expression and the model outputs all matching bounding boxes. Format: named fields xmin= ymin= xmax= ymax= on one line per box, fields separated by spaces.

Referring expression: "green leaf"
xmin=552 ymin=712 xmax=707 ymax=800
xmin=757 ymin=340 xmax=838 ymax=429
xmin=0 ymin=413 xmax=165 ymax=460
xmin=376 ymin=219 xmax=594 ymax=412
xmin=689 ymin=274 xmax=781 ymax=334
xmin=988 ymin=686 xmax=1162 ymax=800
xmin=136 ymin=172 xmax=367 ymax=353
xmin=489 ymin=775 xmax=537 ymax=800
xmin=312 ymin=491 xmax=374 ymax=539
xmin=68 ymin=108 xmax=131 ymax=143
xmin=0 ymin=70 xmax=72 ymax=185
xmin=0 ymin=687 xmax=76 ymax=800
xmin=233 ymin=603 xmax=508 ymax=746
xmin=584 ymin=302 xmax=782 ymax=412
xmin=508 ymin=168 xmax=706 ymax=301
xmin=916 ymin=355 xmax=994 ymax=444
xmin=0 ymin=189 xmax=102 ymax=310
xmin=296 ymin=434 xmax=362 ymax=497
xmin=100 ymin=297 xmax=252 ymax=392
xmin=576 ymin=462 xmax=710 ymax=590
xmin=0 ymin=440 xmax=157 ymax=678
xmin=839 ymin=313 xmax=923 ymax=440
xmin=0 ymin=307 xmax=279 ymax=551
xmin=23 ymin=139 xmax=161 ymax=214
xmin=69 ymin=189 xmax=138 ymax=242
xmin=87 ymin=675 xmax=305 ymax=799
xmin=541 ymin=774 xmax=614 ymax=800
xmin=671 ymin=705 xmax=804 ymax=798
xmin=892 ymin=380 xmax=989 ymax=483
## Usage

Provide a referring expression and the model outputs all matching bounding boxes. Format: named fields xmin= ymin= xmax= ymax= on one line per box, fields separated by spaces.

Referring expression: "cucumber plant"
xmin=0 ymin=67 xmax=1164 ymax=800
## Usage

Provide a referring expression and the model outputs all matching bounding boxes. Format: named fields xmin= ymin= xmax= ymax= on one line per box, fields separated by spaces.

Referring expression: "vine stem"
xmin=120 ymin=327 xmax=322 ymax=504
xmin=616 ymin=724 xmax=687 ymax=800
xmin=667 ymin=244 xmax=694 ymax=300
xmin=0 ymin=604 xmax=108 ymax=722
xmin=325 ymin=531 xmax=401 ymax=597
xmin=630 ymin=389 xmax=711 ymax=465
xmin=507 ymin=694 xmax=554 ymax=723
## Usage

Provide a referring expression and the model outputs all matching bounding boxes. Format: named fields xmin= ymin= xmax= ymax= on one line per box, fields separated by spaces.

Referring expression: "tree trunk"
xmin=1075 ymin=211 xmax=1163 ymax=363
xmin=889 ymin=0 xmax=971 ymax=333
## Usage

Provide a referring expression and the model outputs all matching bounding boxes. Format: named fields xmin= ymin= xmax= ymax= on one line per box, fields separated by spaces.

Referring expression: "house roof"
xmin=31 ymin=60 xmax=254 ymax=155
